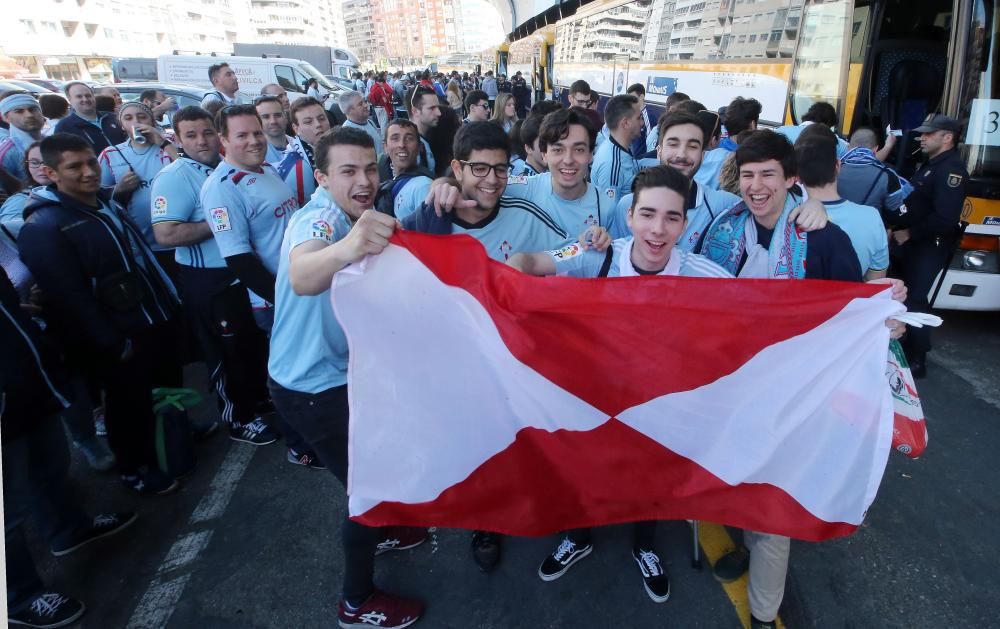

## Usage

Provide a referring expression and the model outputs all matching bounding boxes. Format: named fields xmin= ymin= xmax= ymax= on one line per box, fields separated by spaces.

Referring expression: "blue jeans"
xmin=4 ymin=414 xmax=89 ymax=612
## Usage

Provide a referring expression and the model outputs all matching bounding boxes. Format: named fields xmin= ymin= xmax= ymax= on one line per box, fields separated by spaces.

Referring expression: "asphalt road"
xmin=23 ymin=309 xmax=999 ymax=629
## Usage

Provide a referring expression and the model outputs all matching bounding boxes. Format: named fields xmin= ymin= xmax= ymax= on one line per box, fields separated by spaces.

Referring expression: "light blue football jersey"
xmin=590 ymin=135 xmax=639 ymax=205
xmin=99 ymin=141 xmax=174 ymax=250
xmin=268 ymin=186 xmax=353 ymax=393
xmin=343 ymin=119 xmax=385 ymax=157
xmin=504 ymin=172 xmax=612 ymax=239
xmin=451 ymin=196 xmax=570 ymax=262
xmin=546 ymin=237 xmax=733 ymax=278
xmin=823 ymin=198 xmax=890 ymax=274
xmin=150 ymin=157 xmax=225 ymax=268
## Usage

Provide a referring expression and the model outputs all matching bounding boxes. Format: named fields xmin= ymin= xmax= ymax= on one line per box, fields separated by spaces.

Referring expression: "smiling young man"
xmin=255 ymin=95 xmax=292 ymax=165
xmin=277 ymin=97 xmax=331 ymax=207
xmin=503 ymin=108 xmax=613 ymax=236
xmin=375 ymin=118 xmax=433 ymax=220
xmin=268 ymin=127 xmax=425 ymax=629
xmin=199 ymin=105 xmax=313 ymax=456
xmin=507 ymin=167 xmax=729 ymax=602
xmin=609 ymin=112 xmax=740 ymax=249
xmin=403 ymin=121 xmax=570 ymax=572
xmin=150 ymin=106 xmax=270 ymax=444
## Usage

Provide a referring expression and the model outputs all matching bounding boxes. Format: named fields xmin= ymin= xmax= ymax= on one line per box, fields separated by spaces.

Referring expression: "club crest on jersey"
xmin=585 ymin=214 xmax=598 ymax=227
xmin=151 ymin=196 xmax=168 ymax=217
xmin=499 ymin=240 xmax=513 ymax=260
xmin=210 ymin=207 xmax=232 ymax=232
xmin=605 ymin=188 xmax=616 ymax=199
xmin=310 ymin=220 xmax=334 ymax=242
xmin=549 ymin=244 xmax=582 ymax=260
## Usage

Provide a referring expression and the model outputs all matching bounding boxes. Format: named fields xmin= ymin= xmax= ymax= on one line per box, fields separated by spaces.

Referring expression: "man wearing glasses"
xmin=463 ymin=90 xmax=490 ymax=124
xmin=568 ymin=80 xmax=594 ymax=109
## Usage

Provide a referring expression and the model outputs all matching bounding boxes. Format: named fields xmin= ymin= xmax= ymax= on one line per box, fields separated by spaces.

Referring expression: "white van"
xmin=156 ymin=54 xmax=344 ymax=103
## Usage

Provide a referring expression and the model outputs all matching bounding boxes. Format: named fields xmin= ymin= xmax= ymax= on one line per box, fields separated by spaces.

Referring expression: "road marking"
xmin=126 ymin=444 xmax=256 ymax=628
xmin=698 ymin=522 xmax=787 ymax=629
xmin=158 ymin=531 xmax=214 ymax=574
xmin=190 ymin=445 xmax=256 ymax=524
xmin=126 ymin=574 xmax=191 ymax=629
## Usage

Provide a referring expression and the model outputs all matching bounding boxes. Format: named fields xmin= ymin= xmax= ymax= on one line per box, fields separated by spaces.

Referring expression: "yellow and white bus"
xmin=505 ymin=0 xmax=1000 ymax=310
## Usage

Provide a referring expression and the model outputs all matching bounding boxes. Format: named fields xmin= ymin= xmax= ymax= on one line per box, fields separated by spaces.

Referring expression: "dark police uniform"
xmin=887 ymin=115 xmax=967 ymax=372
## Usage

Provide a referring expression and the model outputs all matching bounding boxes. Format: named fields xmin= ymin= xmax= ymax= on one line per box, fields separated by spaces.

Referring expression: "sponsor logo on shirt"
xmin=151 ymin=196 xmax=168 ymax=217
xmin=310 ymin=220 xmax=334 ymax=242
xmin=210 ymin=207 xmax=232 ymax=232
xmin=274 ymin=197 xmax=297 ymax=218
xmin=549 ymin=243 xmax=582 ymax=260
xmin=508 ymin=175 xmax=528 ymax=185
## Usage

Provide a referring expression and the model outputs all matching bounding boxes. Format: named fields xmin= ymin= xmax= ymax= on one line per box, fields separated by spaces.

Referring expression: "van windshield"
xmin=299 ymin=62 xmax=337 ymax=92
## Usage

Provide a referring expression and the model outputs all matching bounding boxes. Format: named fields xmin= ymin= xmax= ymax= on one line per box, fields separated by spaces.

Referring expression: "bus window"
xmin=959 ymin=0 xmax=1000 ymax=180
xmin=786 ymin=0 xmax=853 ymax=127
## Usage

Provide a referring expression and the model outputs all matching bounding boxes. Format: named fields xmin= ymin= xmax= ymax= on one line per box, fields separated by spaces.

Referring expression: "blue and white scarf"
xmin=700 ymin=193 xmax=807 ymax=279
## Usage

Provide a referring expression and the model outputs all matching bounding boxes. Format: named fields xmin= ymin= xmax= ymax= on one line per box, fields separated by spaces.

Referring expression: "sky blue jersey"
xmin=99 ymin=141 xmax=174 ymax=250
xmin=150 ymin=157 xmax=225 ymax=268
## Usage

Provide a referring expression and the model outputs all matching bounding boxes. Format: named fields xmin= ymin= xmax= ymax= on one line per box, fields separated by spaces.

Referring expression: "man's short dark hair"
xmin=671 ymin=99 xmax=705 ymax=116
xmin=797 ymin=122 xmax=838 ymax=146
xmin=384 ymin=117 xmax=418 ymax=141
xmin=40 ymin=133 xmax=94 ymax=168
xmin=208 ymin=63 xmax=230 ymax=83
xmin=214 ymin=104 xmax=261 ymax=136
xmin=405 ymin=85 xmax=436 ymax=114
xmin=538 ymin=108 xmax=597 ymax=152
xmin=519 ymin=112 xmax=547 ymax=151
xmin=801 ymin=102 xmax=839 ymax=128
xmin=315 ymin=126 xmax=375 ymax=173
xmin=795 ymin=134 xmax=839 ymax=188
xmin=463 ymin=89 xmax=488 ymax=110
xmin=626 ymin=83 xmax=645 ymax=97
xmin=38 ymin=94 xmax=69 ymax=119
xmin=63 ymin=81 xmax=92 ymax=97
xmin=630 ymin=166 xmax=691 ymax=215
xmin=172 ymin=106 xmax=214 ymax=133
xmin=289 ymin=96 xmax=325 ymax=125
xmin=139 ymin=89 xmax=160 ymax=103
xmin=529 ymin=100 xmax=562 ymax=117
xmin=725 ymin=97 xmax=763 ymax=136
xmin=657 ymin=112 xmax=708 ymax=147
xmin=254 ymin=95 xmax=282 ymax=108
xmin=452 ymin=121 xmax=510 ymax=162
xmin=568 ymin=80 xmax=592 ymax=97
xmin=735 ymin=129 xmax=796 ymax=178
xmin=666 ymin=92 xmax=690 ymax=111
xmin=604 ymin=94 xmax=638 ymax=130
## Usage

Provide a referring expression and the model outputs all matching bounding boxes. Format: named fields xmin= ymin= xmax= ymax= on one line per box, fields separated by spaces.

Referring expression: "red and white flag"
xmin=332 ymin=232 xmax=906 ymax=542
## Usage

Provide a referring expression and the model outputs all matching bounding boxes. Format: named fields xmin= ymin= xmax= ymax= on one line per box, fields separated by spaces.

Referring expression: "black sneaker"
xmin=471 ymin=530 xmax=502 ymax=572
xmin=632 ymin=547 xmax=670 ymax=602
xmin=751 ymin=616 xmax=777 ymax=629
xmin=287 ymin=448 xmax=326 ymax=469
xmin=229 ymin=417 xmax=277 ymax=446
xmin=121 ymin=468 xmax=179 ymax=496
xmin=713 ymin=546 xmax=750 ymax=583
xmin=9 ymin=592 xmax=85 ymax=628
xmin=538 ymin=537 xmax=593 ymax=582
xmin=51 ymin=512 xmax=138 ymax=557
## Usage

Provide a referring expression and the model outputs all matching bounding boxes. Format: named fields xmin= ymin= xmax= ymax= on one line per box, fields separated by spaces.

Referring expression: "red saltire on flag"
xmin=331 ymin=231 xmax=906 ymax=542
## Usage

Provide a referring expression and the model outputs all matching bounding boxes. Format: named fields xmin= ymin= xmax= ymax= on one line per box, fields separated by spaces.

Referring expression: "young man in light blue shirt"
xmin=590 ymin=94 xmax=643 ymax=203
xmin=507 ymin=166 xmax=730 ymax=605
xmin=795 ymin=127 xmax=889 ymax=279
xmin=505 ymin=108 xmax=613 ymax=237
xmin=339 ymin=90 xmax=384 ymax=157
xmin=276 ymin=97 xmax=330 ymax=207
xmin=256 ymin=96 xmax=293 ymax=165
xmin=151 ymin=106 xmax=274 ymax=446
xmin=268 ymin=127 xmax=425 ymax=629
xmin=98 ymin=102 xmax=178 ymax=251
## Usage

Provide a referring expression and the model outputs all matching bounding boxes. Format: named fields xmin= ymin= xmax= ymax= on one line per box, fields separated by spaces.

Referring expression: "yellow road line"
xmin=696 ymin=522 xmax=787 ymax=629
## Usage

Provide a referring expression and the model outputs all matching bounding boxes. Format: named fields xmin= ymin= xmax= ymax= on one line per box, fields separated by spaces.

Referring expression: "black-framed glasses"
xmin=27 ymin=159 xmax=45 ymax=168
xmin=460 ymin=160 xmax=510 ymax=178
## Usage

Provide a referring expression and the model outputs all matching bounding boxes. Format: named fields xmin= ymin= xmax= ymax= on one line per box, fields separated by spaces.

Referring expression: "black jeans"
xmin=893 ymin=239 xmax=952 ymax=356
xmin=176 ymin=266 xmax=270 ymax=426
xmin=4 ymin=414 xmax=90 ymax=612
xmin=268 ymin=380 xmax=377 ymax=604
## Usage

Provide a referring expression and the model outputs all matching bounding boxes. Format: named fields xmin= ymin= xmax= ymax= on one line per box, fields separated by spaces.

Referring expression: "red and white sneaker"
xmin=337 ymin=590 xmax=423 ymax=628
xmin=375 ymin=527 xmax=427 ymax=556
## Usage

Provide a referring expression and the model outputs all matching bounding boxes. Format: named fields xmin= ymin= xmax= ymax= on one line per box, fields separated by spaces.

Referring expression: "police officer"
xmin=887 ymin=114 xmax=967 ymax=378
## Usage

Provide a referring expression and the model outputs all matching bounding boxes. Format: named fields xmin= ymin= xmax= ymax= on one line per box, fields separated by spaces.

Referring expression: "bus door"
xmin=612 ymin=54 xmax=631 ymax=96
xmin=784 ymin=0 xmax=855 ymax=132
xmin=853 ymin=0 xmax=957 ymax=177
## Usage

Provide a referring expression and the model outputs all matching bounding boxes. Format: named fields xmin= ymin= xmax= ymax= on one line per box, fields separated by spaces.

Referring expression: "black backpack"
xmin=374 ymin=167 xmax=436 ymax=217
